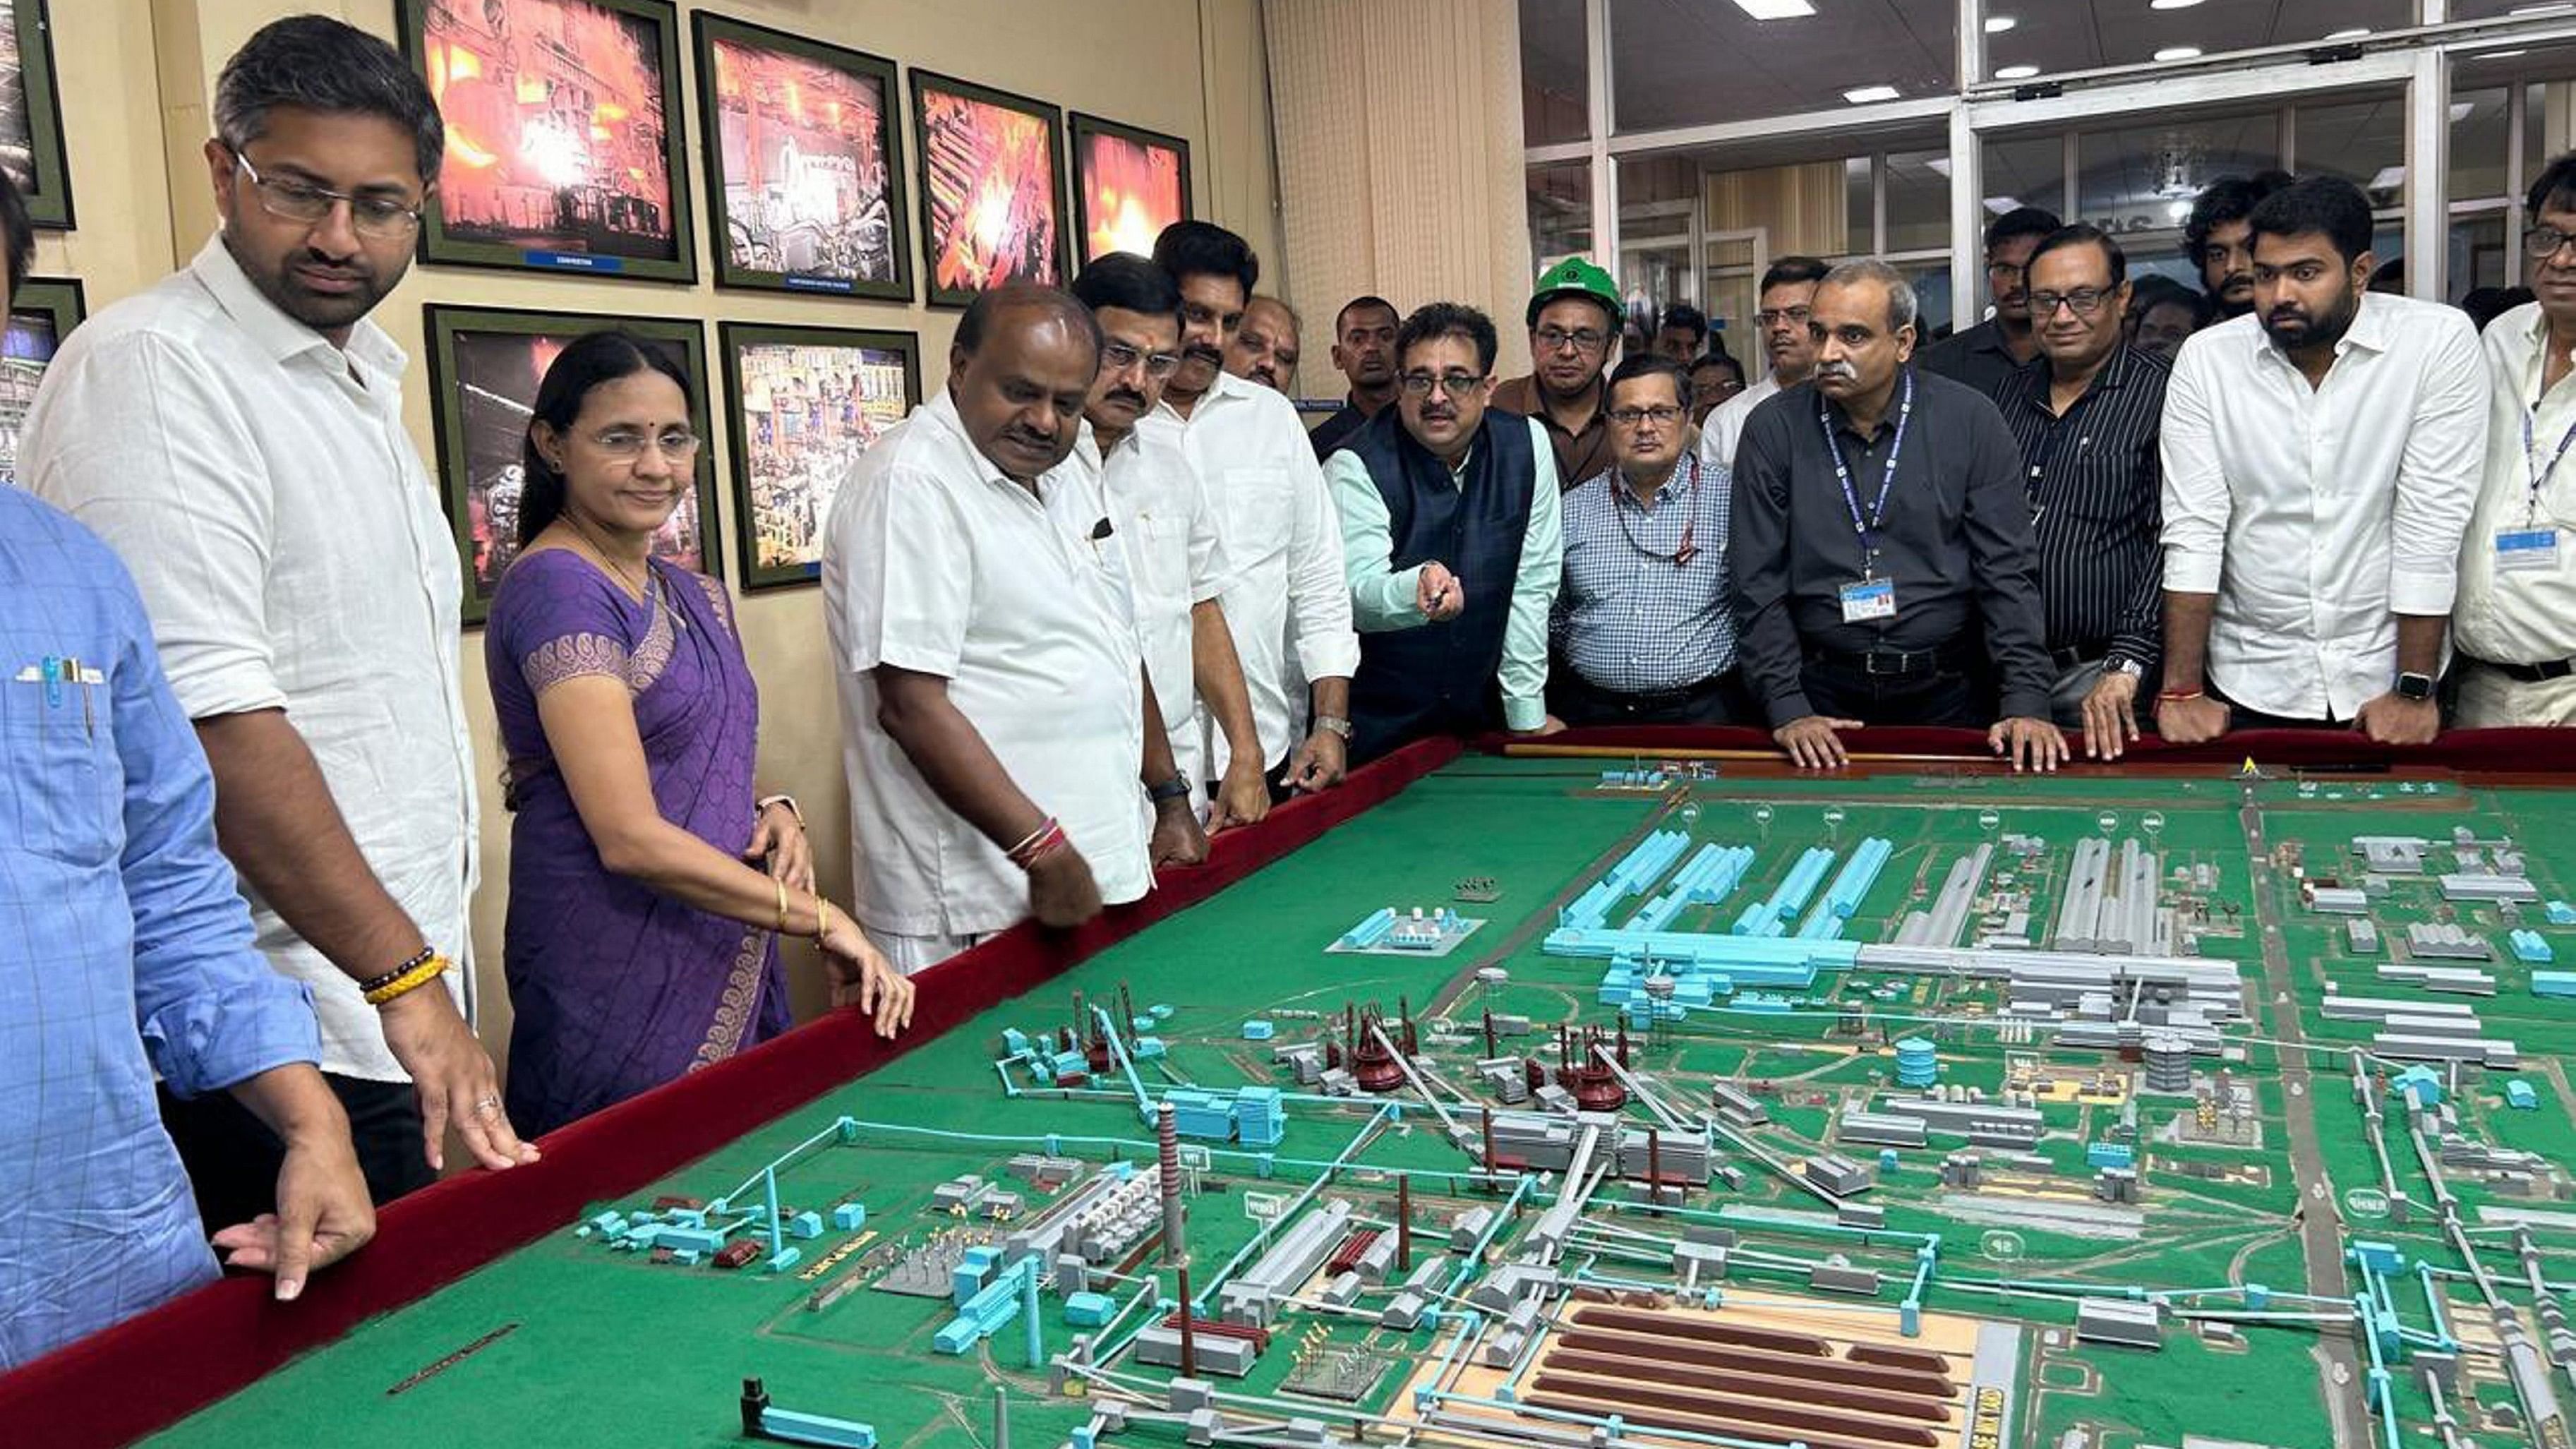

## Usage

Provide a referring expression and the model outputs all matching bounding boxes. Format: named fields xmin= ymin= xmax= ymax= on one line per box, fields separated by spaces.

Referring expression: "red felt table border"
xmin=13 ymin=723 xmax=2576 ymax=1444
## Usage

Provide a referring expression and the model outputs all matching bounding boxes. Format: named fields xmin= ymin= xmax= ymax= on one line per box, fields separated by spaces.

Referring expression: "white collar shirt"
xmin=22 ymin=235 xmax=478 ymax=1081
xmin=822 ymin=391 xmax=1150 ymax=938
xmin=2458 ymin=302 xmax=2576 ymax=664
xmin=1071 ymin=417 xmax=1231 ymax=790
xmin=1695 ymin=371 xmax=1783 ymax=474
xmin=2158 ymin=293 xmax=2488 ymax=719
xmin=1167 ymin=371 xmax=1359 ymax=774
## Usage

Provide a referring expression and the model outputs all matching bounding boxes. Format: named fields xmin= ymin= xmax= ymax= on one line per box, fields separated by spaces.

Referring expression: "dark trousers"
xmin=2210 ymin=680 xmax=2342 ymax=730
xmin=157 ymin=1071 xmax=435 ymax=1232
xmin=1550 ymin=668 xmax=1754 ymax=727
xmin=1800 ymin=656 xmax=1982 ymax=727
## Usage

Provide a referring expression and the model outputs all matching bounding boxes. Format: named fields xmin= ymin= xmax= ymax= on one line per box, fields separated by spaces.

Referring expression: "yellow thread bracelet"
xmin=363 ymin=955 xmax=448 ymax=1007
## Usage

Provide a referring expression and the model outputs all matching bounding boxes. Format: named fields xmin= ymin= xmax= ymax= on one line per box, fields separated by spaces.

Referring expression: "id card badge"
xmin=1838 ymin=577 xmax=1897 ymax=623
xmin=2496 ymin=527 xmax=2561 ymax=572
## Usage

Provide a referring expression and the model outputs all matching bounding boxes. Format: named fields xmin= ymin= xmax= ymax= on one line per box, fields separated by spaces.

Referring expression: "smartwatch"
xmin=1147 ymin=773 xmax=1193 ymax=804
xmin=2395 ymin=672 xmax=2436 ymax=702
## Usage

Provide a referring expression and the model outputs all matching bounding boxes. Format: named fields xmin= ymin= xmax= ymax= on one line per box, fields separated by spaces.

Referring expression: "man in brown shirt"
xmin=1491 ymin=256 xmax=1621 ymax=489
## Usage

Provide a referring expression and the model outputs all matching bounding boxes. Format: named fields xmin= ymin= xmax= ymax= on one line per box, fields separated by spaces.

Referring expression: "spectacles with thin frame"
xmin=1754 ymin=306 xmax=1812 ymax=327
xmin=1534 ymin=326 xmax=1606 ymax=354
xmin=1400 ymin=371 xmax=1485 ymax=399
xmin=1606 ymin=404 xmax=1683 ymax=428
xmin=1100 ymin=341 xmax=1182 ymax=378
xmin=2028 ymin=287 xmax=2114 ymax=318
xmin=230 ymin=148 xmax=426 ymax=240
xmin=588 ymin=426 xmax=702 ymax=462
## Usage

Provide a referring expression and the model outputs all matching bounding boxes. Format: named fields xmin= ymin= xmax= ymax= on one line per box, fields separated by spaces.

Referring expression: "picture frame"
xmin=0 ymin=273 xmax=80 ymax=486
xmin=1068 ymin=112 xmax=1191 ymax=264
xmin=692 ymin=13 xmax=910 ymax=301
xmin=717 ymin=321 xmax=921 ymax=591
xmin=423 ymin=304 xmax=722 ymax=625
xmin=399 ymin=0 xmax=697 ymax=283
xmin=1 ymin=1 xmax=69 ymax=229
xmin=908 ymin=71 xmax=1067 ymax=308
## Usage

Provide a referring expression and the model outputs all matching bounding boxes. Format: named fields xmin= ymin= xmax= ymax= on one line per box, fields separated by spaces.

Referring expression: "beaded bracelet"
xmin=363 ymin=954 xmax=449 ymax=1008
xmin=356 ymin=945 xmax=439 ymax=997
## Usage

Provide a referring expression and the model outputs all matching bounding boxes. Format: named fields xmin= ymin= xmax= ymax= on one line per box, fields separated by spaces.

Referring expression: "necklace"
xmin=566 ymin=515 xmax=686 ymax=635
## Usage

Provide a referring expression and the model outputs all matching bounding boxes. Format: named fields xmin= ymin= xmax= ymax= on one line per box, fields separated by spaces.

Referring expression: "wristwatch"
xmin=2395 ymin=671 xmax=2436 ymax=702
xmin=1147 ymin=774 xmax=1193 ymax=804
xmin=1314 ymin=715 xmax=1354 ymax=740
xmin=2103 ymin=656 xmax=2144 ymax=678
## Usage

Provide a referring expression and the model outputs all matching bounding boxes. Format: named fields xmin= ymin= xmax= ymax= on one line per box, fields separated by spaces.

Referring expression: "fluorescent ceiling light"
xmin=1927 ymin=157 xmax=1954 ymax=176
xmin=1984 ymin=196 xmax=2022 ymax=215
xmin=2369 ymin=165 xmax=2406 ymax=191
xmin=1843 ymin=85 xmax=1901 ymax=103
xmin=2451 ymin=100 xmax=2476 ymax=121
xmin=1994 ymin=64 xmax=2041 ymax=80
xmin=2510 ymin=4 xmax=2575 ymax=16
xmin=1731 ymin=0 xmax=1817 ymax=18
xmin=2326 ymin=28 xmax=2371 ymax=40
xmin=2149 ymin=0 xmax=2203 ymax=8
xmin=2168 ymin=200 xmax=2193 ymax=221
xmin=1985 ymin=15 xmax=2016 ymax=32
xmin=2486 ymin=49 xmax=2532 ymax=59
xmin=2154 ymin=46 xmax=2203 ymax=61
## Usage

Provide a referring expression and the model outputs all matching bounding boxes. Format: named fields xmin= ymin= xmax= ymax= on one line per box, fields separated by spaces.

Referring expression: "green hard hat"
xmin=1527 ymin=255 xmax=1620 ymax=327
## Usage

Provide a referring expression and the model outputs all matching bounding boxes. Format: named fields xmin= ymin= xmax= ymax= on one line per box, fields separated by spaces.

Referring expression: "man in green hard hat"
xmin=1493 ymin=257 xmax=1622 ymax=490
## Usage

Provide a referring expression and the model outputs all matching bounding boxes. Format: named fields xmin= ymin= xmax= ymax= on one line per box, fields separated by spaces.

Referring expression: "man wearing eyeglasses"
xmin=1551 ymin=355 xmax=1748 ymax=727
xmin=1699 ymin=256 xmax=1829 ymax=473
xmin=1068 ymin=254 xmax=1270 ymax=830
xmin=1922 ymin=207 xmax=2062 ymax=400
xmin=1328 ymin=303 xmax=1565 ymax=763
xmin=1991 ymin=225 xmax=2170 ymax=763
xmin=25 ymin=17 xmax=536 ymax=1232
xmin=2456 ymin=154 xmax=2576 ymax=726
xmin=1493 ymin=258 xmax=1624 ymax=491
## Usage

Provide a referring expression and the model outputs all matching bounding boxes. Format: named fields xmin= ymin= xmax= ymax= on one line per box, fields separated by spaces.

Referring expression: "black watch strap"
xmin=2396 ymin=672 xmax=2435 ymax=702
xmin=1147 ymin=774 xmax=1193 ymax=803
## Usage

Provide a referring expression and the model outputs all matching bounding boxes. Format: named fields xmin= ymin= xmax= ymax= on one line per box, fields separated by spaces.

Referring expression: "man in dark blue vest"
xmin=1325 ymin=303 xmax=1566 ymax=764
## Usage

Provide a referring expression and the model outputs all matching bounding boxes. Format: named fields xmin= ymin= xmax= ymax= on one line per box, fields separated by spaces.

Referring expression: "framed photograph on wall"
xmin=0 ymin=1 xmax=72 ymax=228
xmin=1069 ymin=113 xmax=1189 ymax=263
xmin=0 ymin=274 xmax=79 ymax=485
xmin=424 ymin=305 xmax=721 ymax=625
xmin=399 ymin=0 xmax=697 ymax=283
xmin=908 ymin=71 xmax=1066 ymax=307
xmin=718 ymin=321 xmax=919 ymax=591
xmin=693 ymin=14 xmax=909 ymax=300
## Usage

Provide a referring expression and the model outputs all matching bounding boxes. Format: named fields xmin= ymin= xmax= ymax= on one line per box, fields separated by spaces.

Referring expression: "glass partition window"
xmin=1608 ymin=0 xmax=1954 ymax=132
xmin=1521 ymin=0 xmax=1588 ymax=145
xmin=1986 ymin=0 xmax=2414 ymax=81
xmin=1528 ymin=161 xmax=1592 ymax=266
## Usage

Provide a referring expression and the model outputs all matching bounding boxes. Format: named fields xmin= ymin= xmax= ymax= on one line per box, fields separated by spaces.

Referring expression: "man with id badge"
xmin=2457 ymin=154 xmax=2576 ymax=726
xmin=1731 ymin=260 xmax=2061 ymax=773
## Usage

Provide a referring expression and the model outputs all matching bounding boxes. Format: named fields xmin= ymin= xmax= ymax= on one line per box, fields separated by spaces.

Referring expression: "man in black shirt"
xmin=1920 ymin=206 xmax=2059 ymax=397
xmin=2184 ymin=172 xmax=2291 ymax=321
xmin=1308 ymin=295 xmax=1400 ymax=461
xmin=1732 ymin=260 xmax=2061 ymax=771
xmin=1993 ymin=224 xmax=2169 ymax=762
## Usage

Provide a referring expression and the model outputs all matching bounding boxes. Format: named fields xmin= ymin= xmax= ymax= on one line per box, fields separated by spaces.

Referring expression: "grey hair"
xmin=1822 ymin=258 xmax=1920 ymax=335
xmin=215 ymin=16 xmax=447 ymax=187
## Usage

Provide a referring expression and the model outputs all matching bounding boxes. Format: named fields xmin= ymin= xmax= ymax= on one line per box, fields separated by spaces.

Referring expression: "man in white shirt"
xmin=1068 ymin=253 xmax=1270 ymax=828
xmin=1697 ymin=255 xmax=1828 ymax=473
xmin=824 ymin=284 xmax=1206 ymax=973
xmin=23 ymin=17 xmax=535 ymax=1228
xmin=2156 ymin=176 xmax=2488 ymax=745
xmin=2458 ymin=154 xmax=2576 ymax=726
xmin=1151 ymin=221 xmax=1362 ymax=797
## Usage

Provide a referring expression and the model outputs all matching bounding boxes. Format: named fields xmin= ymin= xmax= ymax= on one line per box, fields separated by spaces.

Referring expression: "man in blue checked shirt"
xmin=1550 ymin=354 xmax=1754 ymax=726
xmin=0 ymin=167 xmax=372 ymax=1369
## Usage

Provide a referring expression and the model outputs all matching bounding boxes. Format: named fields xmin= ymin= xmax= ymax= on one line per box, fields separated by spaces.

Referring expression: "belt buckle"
xmin=1865 ymin=651 xmax=1903 ymax=677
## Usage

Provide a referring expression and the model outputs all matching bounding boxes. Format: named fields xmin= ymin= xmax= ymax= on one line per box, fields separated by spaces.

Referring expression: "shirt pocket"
xmin=0 ymin=673 xmax=120 ymax=870
xmin=1220 ymin=466 xmax=1293 ymax=542
xmin=1129 ymin=512 xmax=1196 ymax=606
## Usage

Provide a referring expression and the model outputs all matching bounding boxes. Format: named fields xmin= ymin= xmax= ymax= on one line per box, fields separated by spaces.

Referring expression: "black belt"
xmin=2048 ymin=639 xmax=2112 ymax=671
xmin=2467 ymin=653 xmax=2576 ymax=683
xmin=1805 ymin=641 xmax=1973 ymax=678
xmin=1569 ymin=671 xmax=1733 ymax=711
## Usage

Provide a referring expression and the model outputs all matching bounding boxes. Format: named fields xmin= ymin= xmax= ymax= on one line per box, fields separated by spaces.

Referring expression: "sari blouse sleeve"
xmin=490 ymin=551 xmax=638 ymax=700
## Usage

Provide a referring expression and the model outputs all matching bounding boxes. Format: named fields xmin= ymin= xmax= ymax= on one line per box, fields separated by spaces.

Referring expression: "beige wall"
xmin=61 ymin=0 xmax=1282 ymax=1069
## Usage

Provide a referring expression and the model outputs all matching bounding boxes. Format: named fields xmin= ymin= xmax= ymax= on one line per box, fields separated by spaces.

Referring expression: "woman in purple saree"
xmin=485 ymin=331 xmax=911 ymax=1138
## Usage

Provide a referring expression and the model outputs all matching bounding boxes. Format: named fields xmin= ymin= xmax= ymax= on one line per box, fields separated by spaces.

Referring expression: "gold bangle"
xmin=813 ymin=898 xmax=835 ymax=944
xmin=363 ymin=955 xmax=448 ymax=1008
xmin=773 ymin=876 xmax=790 ymax=935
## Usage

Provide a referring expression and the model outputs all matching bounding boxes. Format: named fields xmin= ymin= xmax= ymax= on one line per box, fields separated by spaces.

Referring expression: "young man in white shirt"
xmin=1697 ymin=255 xmax=1827 ymax=473
xmin=823 ymin=284 xmax=1207 ymax=973
xmin=2156 ymin=176 xmax=2488 ymax=745
xmin=1067 ymin=253 xmax=1270 ymax=829
xmin=1150 ymin=221 xmax=1361 ymax=798
xmin=24 ymin=16 xmax=535 ymax=1230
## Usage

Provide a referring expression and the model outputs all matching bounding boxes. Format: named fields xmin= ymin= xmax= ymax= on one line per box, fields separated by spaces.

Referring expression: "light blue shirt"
xmin=0 ymin=485 xmax=319 ymax=1369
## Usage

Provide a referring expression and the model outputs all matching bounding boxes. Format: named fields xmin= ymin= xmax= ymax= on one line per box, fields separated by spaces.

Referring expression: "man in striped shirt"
xmin=1992 ymin=224 xmax=2169 ymax=762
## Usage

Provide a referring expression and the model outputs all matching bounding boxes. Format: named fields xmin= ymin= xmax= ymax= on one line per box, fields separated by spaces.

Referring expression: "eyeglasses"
xmin=589 ymin=426 xmax=702 ymax=461
xmin=230 ymin=149 xmax=425 ymax=240
xmin=2528 ymin=225 xmax=2576 ymax=260
xmin=1753 ymin=306 xmax=1812 ymax=327
xmin=1985 ymin=260 xmax=2027 ymax=281
xmin=1100 ymin=341 xmax=1181 ymax=378
xmin=1534 ymin=326 xmax=1607 ymax=354
xmin=1399 ymin=371 xmax=1484 ymax=399
xmin=2029 ymin=287 xmax=2114 ymax=318
xmin=1606 ymin=404 xmax=1683 ymax=428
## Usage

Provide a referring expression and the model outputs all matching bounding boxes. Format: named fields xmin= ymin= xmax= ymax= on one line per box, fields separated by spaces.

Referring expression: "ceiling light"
xmin=1985 ymin=15 xmax=2016 ymax=32
xmin=2451 ymin=100 xmax=2476 ymax=121
xmin=2149 ymin=0 xmax=2204 ymax=8
xmin=1994 ymin=64 xmax=2041 ymax=80
xmin=1843 ymin=85 xmax=1901 ymax=104
xmin=1984 ymin=196 xmax=2022 ymax=215
xmin=1927 ymin=157 xmax=1954 ymax=177
xmin=2154 ymin=46 xmax=2203 ymax=61
xmin=1730 ymin=0 xmax=1817 ymax=18
xmin=2510 ymin=4 xmax=2575 ymax=16
xmin=2369 ymin=165 xmax=2406 ymax=191
xmin=2326 ymin=28 xmax=2371 ymax=40
xmin=2168 ymin=200 xmax=2193 ymax=221
xmin=2486 ymin=49 xmax=2532 ymax=60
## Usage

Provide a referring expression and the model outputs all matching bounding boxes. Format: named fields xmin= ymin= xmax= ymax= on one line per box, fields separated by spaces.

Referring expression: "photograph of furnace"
xmin=909 ymin=71 xmax=1065 ymax=306
xmin=1071 ymin=113 xmax=1189 ymax=263
xmin=695 ymin=14 xmax=908 ymax=299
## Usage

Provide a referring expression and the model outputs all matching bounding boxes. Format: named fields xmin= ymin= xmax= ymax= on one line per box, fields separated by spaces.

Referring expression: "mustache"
xmin=1814 ymin=360 xmax=1858 ymax=380
xmin=1184 ymin=344 xmax=1224 ymax=365
xmin=999 ymin=427 xmax=1057 ymax=451
xmin=1103 ymin=388 xmax=1148 ymax=409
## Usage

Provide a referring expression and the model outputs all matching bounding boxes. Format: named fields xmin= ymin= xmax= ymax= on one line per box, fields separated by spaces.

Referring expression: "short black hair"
xmin=0 ymin=165 xmax=31 ymax=309
xmin=954 ymin=282 xmax=1105 ymax=362
xmin=1659 ymin=303 xmax=1707 ymax=342
xmin=215 ymin=15 xmax=446 ymax=186
xmin=1984 ymin=206 xmax=2062 ymax=253
xmin=1071 ymin=252 xmax=1182 ymax=321
xmin=1608 ymin=352 xmax=1692 ymax=410
xmin=2186 ymin=171 xmax=2294 ymax=264
xmin=1394 ymin=301 xmax=1498 ymax=375
xmin=517 ymin=330 xmax=694 ymax=548
xmin=1336 ymin=294 xmax=1399 ymax=336
xmin=2137 ymin=284 xmax=2214 ymax=330
xmin=1688 ymin=351 xmax=1743 ymax=386
xmin=2026 ymin=223 xmax=2127 ymax=288
xmin=2249 ymin=175 xmax=2374 ymax=267
xmin=2528 ymin=151 xmax=2576 ymax=224
xmin=1151 ymin=220 xmax=1258 ymax=299
xmin=1758 ymin=255 xmax=1830 ymax=294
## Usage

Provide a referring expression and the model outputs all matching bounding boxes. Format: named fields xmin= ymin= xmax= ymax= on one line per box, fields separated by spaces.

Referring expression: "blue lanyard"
xmin=1819 ymin=369 xmax=1914 ymax=565
xmin=2522 ymin=400 xmax=2576 ymax=522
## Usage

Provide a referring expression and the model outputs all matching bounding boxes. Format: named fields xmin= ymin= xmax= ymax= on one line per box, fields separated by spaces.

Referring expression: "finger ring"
xmin=474 ymin=1096 xmax=502 ymax=1116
